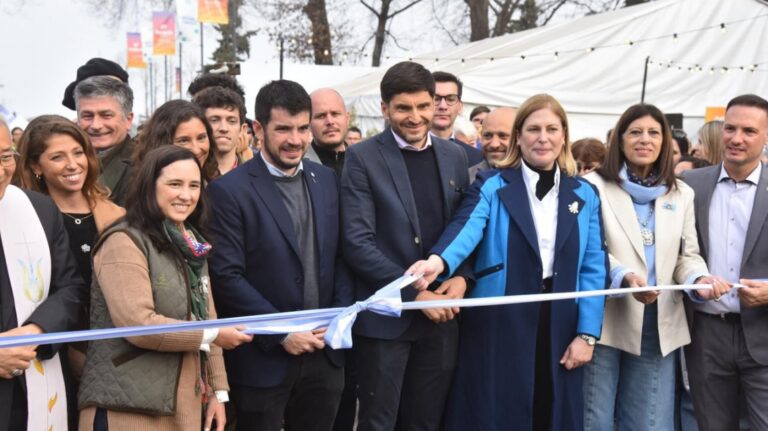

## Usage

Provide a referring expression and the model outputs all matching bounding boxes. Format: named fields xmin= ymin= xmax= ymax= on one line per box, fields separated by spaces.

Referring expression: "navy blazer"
xmin=207 ymin=156 xmax=352 ymax=388
xmin=341 ymin=130 xmax=470 ymax=340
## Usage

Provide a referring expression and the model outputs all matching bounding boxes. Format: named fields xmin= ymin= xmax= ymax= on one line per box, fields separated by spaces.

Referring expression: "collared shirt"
xmin=697 ymin=163 xmax=762 ymax=314
xmin=260 ymin=151 xmax=304 ymax=178
xmin=520 ymin=161 xmax=560 ymax=279
xmin=392 ymin=128 xmax=433 ymax=152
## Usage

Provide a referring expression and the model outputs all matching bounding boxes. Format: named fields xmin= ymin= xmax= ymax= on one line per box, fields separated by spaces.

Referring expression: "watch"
xmin=578 ymin=334 xmax=597 ymax=346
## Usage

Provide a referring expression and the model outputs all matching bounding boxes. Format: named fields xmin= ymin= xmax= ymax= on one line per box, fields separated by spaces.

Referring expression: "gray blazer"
xmin=682 ymin=164 xmax=768 ymax=365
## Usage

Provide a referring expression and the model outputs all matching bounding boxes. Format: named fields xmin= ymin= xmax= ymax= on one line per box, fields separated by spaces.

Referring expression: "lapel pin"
xmin=663 ymin=202 xmax=676 ymax=211
xmin=310 ymin=171 xmax=317 ymax=183
xmin=449 ymin=179 xmax=455 ymax=187
xmin=568 ymin=201 xmax=579 ymax=214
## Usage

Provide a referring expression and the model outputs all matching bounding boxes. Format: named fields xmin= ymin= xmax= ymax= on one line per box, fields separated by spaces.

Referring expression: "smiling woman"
xmin=78 ymin=146 xmax=252 ymax=431
xmin=133 ymin=100 xmax=220 ymax=183
xmin=16 ymin=116 xmax=125 ymax=419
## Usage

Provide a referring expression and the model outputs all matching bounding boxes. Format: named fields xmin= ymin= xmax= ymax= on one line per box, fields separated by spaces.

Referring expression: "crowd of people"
xmin=0 ymin=56 xmax=767 ymax=431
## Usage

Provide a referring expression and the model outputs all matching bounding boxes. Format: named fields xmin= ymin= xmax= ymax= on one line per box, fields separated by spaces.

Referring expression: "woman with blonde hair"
xmin=692 ymin=120 xmax=724 ymax=165
xmin=409 ymin=94 xmax=607 ymax=430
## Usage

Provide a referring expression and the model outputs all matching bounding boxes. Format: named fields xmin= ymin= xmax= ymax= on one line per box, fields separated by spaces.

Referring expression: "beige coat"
xmin=78 ymin=233 xmax=228 ymax=431
xmin=584 ymin=173 xmax=709 ymax=356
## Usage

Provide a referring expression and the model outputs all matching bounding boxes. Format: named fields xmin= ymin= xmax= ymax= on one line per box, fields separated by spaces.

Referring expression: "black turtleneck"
xmin=311 ymin=141 xmax=346 ymax=178
xmin=523 ymin=159 xmax=556 ymax=200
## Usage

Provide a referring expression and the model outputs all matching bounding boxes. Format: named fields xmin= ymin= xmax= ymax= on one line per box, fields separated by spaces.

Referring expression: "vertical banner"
xmin=177 ymin=0 xmax=200 ymax=42
xmin=175 ymin=67 xmax=181 ymax=93
xmin=705 ymin=107 xmax=726 ymax=122
xmin=153 ymin=11 xmax=177 ymax=56
xmin=126 ymin=32 xmax=146 ymax=69
xmin=198 ymin=0 xmax=229 ymax=24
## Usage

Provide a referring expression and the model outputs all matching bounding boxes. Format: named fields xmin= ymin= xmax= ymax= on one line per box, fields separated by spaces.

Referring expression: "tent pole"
xmin=641 ymin=56 xmax=649 ymax=103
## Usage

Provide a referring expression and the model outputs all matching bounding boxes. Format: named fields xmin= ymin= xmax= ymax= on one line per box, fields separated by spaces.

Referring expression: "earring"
xmin=35 ymin=173 xmax=41 ymax=181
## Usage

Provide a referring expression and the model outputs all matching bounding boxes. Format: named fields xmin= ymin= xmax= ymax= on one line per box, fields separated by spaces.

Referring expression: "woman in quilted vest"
xmin=78 ymin=146 xmax=252 ymax=431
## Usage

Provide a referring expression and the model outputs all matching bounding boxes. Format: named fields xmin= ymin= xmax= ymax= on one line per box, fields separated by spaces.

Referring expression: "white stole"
xmin=0 ymin=185 xmax=68 ymax=431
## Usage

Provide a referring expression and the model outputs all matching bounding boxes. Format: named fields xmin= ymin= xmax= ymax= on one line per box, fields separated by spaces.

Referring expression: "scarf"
xmin=163 ymin=220 xmax=212 ymax=322
xmin=619 ymin=164 xmax=667 ymax=204
xmin=523 ymin=159 xmax=557 ymax=200
xmin=163 ymin=220 xmax=213 ymax=400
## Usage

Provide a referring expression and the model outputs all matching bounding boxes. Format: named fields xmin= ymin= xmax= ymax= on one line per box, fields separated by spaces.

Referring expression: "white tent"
xmin=337 ymin=0 xmax=768 ymax=140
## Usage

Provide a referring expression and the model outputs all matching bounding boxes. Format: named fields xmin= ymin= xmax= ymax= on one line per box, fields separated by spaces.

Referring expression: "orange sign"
xmin=126 ymin=33 xmax=146 ymax=69
xmin=705 ymin=107 xmax=726 ymax=122
xmin=153 ymin=12 xmax=176 ymax=56
xmin=198 ymin=0 xmax=229 ymax=24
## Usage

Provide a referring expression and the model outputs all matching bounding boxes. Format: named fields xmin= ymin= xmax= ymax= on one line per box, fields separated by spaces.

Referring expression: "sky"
xmin=0 ymin=0 xmax=599 ymax=126
xmin=0 ymin=0 xmax=379 ymax=124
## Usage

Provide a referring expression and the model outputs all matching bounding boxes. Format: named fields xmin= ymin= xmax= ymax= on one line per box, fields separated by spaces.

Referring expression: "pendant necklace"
xmin=638 ymin=206 xmax=655 ymax=246
xmin=63 ymin=212 xmax=94 ymax=225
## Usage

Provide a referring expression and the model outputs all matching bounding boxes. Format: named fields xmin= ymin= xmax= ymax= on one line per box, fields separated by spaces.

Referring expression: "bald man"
xmin=305 ymin=88 xmax=351 ymax=177
xmin=469 ymin=107 xmax=516 ymax=181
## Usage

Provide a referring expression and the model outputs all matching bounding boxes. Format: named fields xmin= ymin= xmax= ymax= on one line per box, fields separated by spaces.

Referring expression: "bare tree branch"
xmin=387 ymin=0 xmax=424 ymax=19
xmin=359 ymin=0 xmax=380 ymax=15
xmin=431 ymin=0 xmax=462 ymax=45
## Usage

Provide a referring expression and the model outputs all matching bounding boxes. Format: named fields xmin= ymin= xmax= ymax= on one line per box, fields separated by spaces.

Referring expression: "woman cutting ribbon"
xmin=408 ymin=94 xmax=607 ymax=431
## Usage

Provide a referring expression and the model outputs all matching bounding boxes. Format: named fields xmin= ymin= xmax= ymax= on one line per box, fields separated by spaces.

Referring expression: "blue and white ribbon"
xmin=0 ymin=280 xmax=718 ymax=349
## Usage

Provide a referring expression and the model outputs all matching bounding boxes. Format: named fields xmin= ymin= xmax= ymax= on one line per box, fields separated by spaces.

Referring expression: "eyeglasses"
xmin=434 ymin=94 xmax=460 ymax=106
xmin=0 ymin=152 xmax=18 ymax=167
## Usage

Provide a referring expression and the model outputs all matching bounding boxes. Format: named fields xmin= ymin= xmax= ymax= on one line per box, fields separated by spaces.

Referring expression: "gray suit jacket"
xmin=682 ymin=164 xmax=768 ymax=365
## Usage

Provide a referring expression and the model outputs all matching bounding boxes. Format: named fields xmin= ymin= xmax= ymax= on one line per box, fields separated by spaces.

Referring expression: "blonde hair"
xmin=495 ymin=94 xmax=576 ymax=175
xmin=697 ymin=120 xmax=724 ymax=165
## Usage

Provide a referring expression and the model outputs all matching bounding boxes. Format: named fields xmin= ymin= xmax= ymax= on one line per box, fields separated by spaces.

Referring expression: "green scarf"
xmin=163 ymin=220 xmax=212 ymax=322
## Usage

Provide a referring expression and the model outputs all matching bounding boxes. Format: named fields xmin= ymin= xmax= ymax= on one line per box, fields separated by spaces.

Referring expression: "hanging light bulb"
xmin=520 ymin=55 xmax=526 ymax=60
xmin=672 ymin=33 xmax=679 ymax=42
xmin=461 ymin=58 xmax=466 ymax=67
xmin=720 ymin=23 xmax=726 ymax=33
xmin=554 ymin=51 xmax=559 ymax=60
xmin=586 ymin=47 xmax=594 ymax=53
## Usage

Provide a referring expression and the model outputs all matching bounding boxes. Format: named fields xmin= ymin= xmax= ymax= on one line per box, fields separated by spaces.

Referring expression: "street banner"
xmin=198 ymin=0 xmax=228 ymax=24
xmin=127 ymin=32 xmax=146 ymax=68
xmin=153 ymin=11 xmax=176 ymax=56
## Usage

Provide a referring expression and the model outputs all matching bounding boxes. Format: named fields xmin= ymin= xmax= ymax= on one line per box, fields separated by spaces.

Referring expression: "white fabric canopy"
xmin=336 ymin=0 xmax=768 ymax=140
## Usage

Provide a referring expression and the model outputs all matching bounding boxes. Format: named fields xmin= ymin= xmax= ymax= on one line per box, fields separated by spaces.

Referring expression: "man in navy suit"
xmin=207 ymin=80 xmax=352 ymax=431
xmin=341 ymin=61 xmax=472 ymax=431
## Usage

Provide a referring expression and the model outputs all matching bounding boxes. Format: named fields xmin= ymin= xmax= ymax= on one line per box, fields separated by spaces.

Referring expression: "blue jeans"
xmin=584 ymin=305 xmax=677 ymax=431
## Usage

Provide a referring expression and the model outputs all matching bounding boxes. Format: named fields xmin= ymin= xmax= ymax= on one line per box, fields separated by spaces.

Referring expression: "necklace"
xmin=638 ymin=206 xmax=655 ymax=246
xmin=63 ymin=212 xmax=93 ymax=225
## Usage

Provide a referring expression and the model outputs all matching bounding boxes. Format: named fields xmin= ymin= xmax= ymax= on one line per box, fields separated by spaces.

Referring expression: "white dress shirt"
xmin=520 ymin=162 xmax=560 ymax=279
xmin=697 ymin=163 xmax=762 ymax=314
xmin=393 ymin=129 xmax=433 ymax=152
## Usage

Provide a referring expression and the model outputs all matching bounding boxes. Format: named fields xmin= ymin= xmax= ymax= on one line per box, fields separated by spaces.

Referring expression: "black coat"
xmin=0 ymin=189 xmax=87 ymax=428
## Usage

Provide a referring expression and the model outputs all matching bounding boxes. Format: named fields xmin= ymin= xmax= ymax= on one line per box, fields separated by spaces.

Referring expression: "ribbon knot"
xmin=324 ymin=274 xmax=420 ymax=349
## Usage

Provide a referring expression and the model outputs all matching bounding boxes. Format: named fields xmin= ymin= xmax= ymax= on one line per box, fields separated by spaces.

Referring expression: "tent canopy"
xmin=337 ymin=0 xmax=768 ymax=140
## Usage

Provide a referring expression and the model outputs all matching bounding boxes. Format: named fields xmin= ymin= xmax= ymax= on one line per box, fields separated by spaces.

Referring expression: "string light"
xmin=376 ymin=13 xmax=767 ymax=66
xmin=461 ymin=58 xmax=466 ymax=66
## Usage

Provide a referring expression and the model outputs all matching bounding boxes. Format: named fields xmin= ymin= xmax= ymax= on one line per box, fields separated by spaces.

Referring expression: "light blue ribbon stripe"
xmin=0 ymin=277 xmax=714 ymax=350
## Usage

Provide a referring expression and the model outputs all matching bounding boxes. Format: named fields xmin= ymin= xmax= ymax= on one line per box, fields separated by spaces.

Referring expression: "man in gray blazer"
xmin=682 ymin=94 xmax=768 ymax=430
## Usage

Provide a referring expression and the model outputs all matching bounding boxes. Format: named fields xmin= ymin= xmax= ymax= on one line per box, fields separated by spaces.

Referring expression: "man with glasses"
xmin=430 ymin=71 xmax=483 ymax=165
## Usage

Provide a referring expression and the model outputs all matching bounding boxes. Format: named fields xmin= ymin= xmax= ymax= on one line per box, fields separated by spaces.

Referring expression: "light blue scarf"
xmin=618 ymin=165 xmax=667 ymax=287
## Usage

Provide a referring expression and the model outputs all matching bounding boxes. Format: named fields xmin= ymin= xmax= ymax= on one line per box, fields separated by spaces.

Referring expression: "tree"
xmin=211 ymin=0 xmax=257 ymax=63
xmin=359 ymin=0 xmax=424 ymax=67
xmin=303 ymin=0 xmax=335 ymax=65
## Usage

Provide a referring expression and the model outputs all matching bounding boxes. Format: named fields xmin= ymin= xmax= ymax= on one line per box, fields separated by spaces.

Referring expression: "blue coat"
xmin=206 ymin=156 xmax=352 ymax=388
xmin=431 ymin=167 xmax=608 ymax=430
